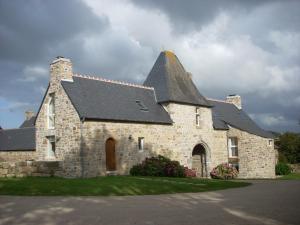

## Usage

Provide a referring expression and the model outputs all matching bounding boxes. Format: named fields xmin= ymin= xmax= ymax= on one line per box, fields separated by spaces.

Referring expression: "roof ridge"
xmin=207 ymin=98 xmax=228 ymax=104
xmin=73 ymin=74 xmax=154 ymax=90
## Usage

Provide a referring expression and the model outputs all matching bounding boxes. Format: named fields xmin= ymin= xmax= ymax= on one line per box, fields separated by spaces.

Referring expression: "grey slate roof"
xmin=19 ymin=116 xmax=36 ymax=128
xmin=0 ymin=127 xmax=36 ymax=151
xmin=209 ymin=100 xmax=274 ymax=138
xmin=144 ymin=51 xmax=211 ymax=107
xmin=61 ymin=76 xmax=173 ymax=124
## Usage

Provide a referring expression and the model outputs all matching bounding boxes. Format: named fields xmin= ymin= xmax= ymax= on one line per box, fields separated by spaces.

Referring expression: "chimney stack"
xmin=25 ymin=111 xmax=35 ymax=121
xmin=50 ymin=56 xmax=73 ymax=86
xmin=226 ymin=94 xmax=242 ymax=109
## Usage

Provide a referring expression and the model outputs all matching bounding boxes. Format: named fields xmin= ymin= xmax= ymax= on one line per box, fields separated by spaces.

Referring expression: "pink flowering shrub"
xmin=210 ymin=163 xmax=238 ymax=179
xmin=184 ymin=167 xmax=197 ymax=177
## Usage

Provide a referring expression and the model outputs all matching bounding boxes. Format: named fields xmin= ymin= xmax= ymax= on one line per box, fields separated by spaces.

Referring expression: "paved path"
xmin=0 ymin=180 xmax=300 ymax=225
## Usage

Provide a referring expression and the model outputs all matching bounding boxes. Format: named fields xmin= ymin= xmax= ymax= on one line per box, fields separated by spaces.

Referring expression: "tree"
xmin=278 ymin=132 xmax=300 ymax=164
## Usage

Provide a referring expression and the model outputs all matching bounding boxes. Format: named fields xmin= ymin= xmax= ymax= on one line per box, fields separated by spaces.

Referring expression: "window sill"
xmin=45 ymin=157 xmax=57 ymax=161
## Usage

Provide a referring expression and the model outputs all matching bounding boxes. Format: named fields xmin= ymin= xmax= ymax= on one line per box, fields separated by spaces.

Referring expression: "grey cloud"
xmin=0 ymin=0 xmax=299 ymax=133
xmin=132 ymin=0 xmax=300 ymax=33
xmin=0 ymin=0 xmax=108 ymax=64
xmin=0 ymin=0 xmax=109 ymax=127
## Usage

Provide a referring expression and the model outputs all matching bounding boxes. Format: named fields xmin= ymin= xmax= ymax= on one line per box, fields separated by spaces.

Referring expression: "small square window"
xmin=268 ymin=140 xmax=273 ymax=146
xmin=138 ymin=137 xmax=144 ymax=151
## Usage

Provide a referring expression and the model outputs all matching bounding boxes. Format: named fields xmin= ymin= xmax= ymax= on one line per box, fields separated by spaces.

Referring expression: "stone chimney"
xmin=187 ymin=72 xmax=193 ymax=79
xmin=226 ymin=94 xmax=242 ymax=109
xmin=25 ymin=111 xmax=35 ymax=120
xmin=50 ymin=56 xmax=73 ymax=86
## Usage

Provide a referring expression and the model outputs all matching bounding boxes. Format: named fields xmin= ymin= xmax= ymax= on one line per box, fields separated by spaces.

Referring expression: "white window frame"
xmin=228 ymin=137 xmax=238 ymax=158
xmin=196 ymin=107 xmax=200 ymax=126
xmin=138 ymin=137 xmax=144 ymax=151
xmin=47 ymin=136 xmax=56 ymax=159
xmin=47 ymin=93 xmax=55 ymax=129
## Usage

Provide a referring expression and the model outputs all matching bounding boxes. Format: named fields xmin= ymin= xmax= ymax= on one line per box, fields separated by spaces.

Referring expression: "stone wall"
xmin=35 ymin=58 xmax=82 ymax=177
xmin=0 ymin=161 xmax=62 ymax=178
xmin=78 ymin=103 xmax=228 ymax=177
xmin=227 ymin=126 xmax=275 ymax=178
xmin=0 ymin=151 xmax=36 ymax=162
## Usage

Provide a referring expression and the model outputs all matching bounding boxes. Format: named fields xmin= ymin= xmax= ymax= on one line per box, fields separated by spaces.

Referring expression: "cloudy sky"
xmin=0 ymin=0 xmax=299 ymax=132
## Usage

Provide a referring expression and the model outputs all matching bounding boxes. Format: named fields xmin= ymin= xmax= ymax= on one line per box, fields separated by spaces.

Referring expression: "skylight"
xmin=136 ymin=100 xmax=148 ymax=111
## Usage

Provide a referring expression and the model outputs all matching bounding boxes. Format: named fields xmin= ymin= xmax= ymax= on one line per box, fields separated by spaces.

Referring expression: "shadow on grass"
xmin=0 ymin=176 xmax=251 ymax=196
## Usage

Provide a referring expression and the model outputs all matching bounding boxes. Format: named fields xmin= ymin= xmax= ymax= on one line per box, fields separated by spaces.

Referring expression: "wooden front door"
xmin=106 ymin=138 xmax=116 ymax=171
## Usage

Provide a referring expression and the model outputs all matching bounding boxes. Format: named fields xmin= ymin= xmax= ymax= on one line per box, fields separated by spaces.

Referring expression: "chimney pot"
xmin=226 ymin=95 xmax=242 ymax=109
xmin=25 ymin=111 xmax=35 ymax=121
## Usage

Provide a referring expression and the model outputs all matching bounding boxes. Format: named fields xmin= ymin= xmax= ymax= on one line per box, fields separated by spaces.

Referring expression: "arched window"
xmin=48 ymin=93 xmax=55 ymax=129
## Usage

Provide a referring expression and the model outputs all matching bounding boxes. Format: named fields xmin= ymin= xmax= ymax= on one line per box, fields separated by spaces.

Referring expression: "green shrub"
xmin=275 ymin=163 xmax=291 ymax=175
xmin=130 ymin=155 xmax=186 ymax=177
xmin=129 ymin=164 xmax=144 ymax=176
xmin=210 ymin=163 xmax=239 ymax=179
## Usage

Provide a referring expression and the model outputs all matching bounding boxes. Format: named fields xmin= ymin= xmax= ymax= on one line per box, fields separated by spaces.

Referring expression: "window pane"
xmin=49 ymin=99 xmax=55 ymax=114
xmin=231 ymin=146 xmax=238 ymax=156
xmin=49 ymin=115 xmax=54 ymax=128
xmin=138 ymin=137 xmax=144 ymax=150
xmin=48 ymin=136 xmax=56 ymax=158
xmin=230 ymin=138 xmax=237 ymax=146
xmin=196 ymin=115 xmax=200 ymax=126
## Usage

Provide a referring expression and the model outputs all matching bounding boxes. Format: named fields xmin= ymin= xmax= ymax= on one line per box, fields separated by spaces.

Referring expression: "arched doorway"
xmin=106 ymin=138 xmax=116 ymax=171
xmin=192 ymin=144 xmax=207 ymax=177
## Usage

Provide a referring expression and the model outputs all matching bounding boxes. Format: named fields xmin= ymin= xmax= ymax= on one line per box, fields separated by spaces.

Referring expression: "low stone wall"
xmin=0 ymin=151 xmax=36 ymax=162
xmin=0 ymin=160 xmax=63 ymax=178
xmin=289 ymin=164 xmax=300 ymax=173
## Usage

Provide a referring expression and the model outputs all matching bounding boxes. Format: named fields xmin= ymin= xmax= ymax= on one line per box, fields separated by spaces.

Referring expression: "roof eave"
xmin=83 ymin=117 xmax=173 ymax=125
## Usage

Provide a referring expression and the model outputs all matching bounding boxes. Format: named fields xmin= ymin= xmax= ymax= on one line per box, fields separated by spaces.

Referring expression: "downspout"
xmin=80 ymin=117 xmax=85 ymax=178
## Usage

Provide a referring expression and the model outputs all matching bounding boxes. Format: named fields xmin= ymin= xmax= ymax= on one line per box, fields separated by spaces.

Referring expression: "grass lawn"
xmin=0 ymin=176 xmax=251 ymax=196
xmin=278 ymin=173 xmax=300 ymax=180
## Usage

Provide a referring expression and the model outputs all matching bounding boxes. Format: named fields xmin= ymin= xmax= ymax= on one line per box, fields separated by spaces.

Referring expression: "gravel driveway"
xmin=0 ymin=180 xmax=299 ymax=225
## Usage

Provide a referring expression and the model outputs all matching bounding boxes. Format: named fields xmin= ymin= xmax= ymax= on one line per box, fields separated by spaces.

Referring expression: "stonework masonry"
xmin=228 ymin=126 xmax=275 ymax=178
xmin=35 ymin=57 xmax=82 ymax=177
xmin=0 ymin=151 xmax=36 ymax=162
xmin=78 ymin=103 xmax=228 ymax=177
xmin=0 ymin=161 xmax=62 ymax=178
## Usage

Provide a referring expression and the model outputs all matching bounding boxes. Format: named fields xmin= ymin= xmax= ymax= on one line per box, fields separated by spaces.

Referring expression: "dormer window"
xmin=196 ymin=107 xmax=200 ymax=126
xmin=48 ymin=93 xmax=55 ymax=129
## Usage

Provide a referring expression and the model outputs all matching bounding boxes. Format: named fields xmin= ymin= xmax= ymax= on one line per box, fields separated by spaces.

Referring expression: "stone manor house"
xmin=0 ymin=51 xmax=275 ymax=178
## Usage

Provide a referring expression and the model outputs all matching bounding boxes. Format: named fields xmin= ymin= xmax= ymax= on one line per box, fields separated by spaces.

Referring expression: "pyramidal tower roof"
xmin=144 ymin=51 xmax=211 ymax=107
